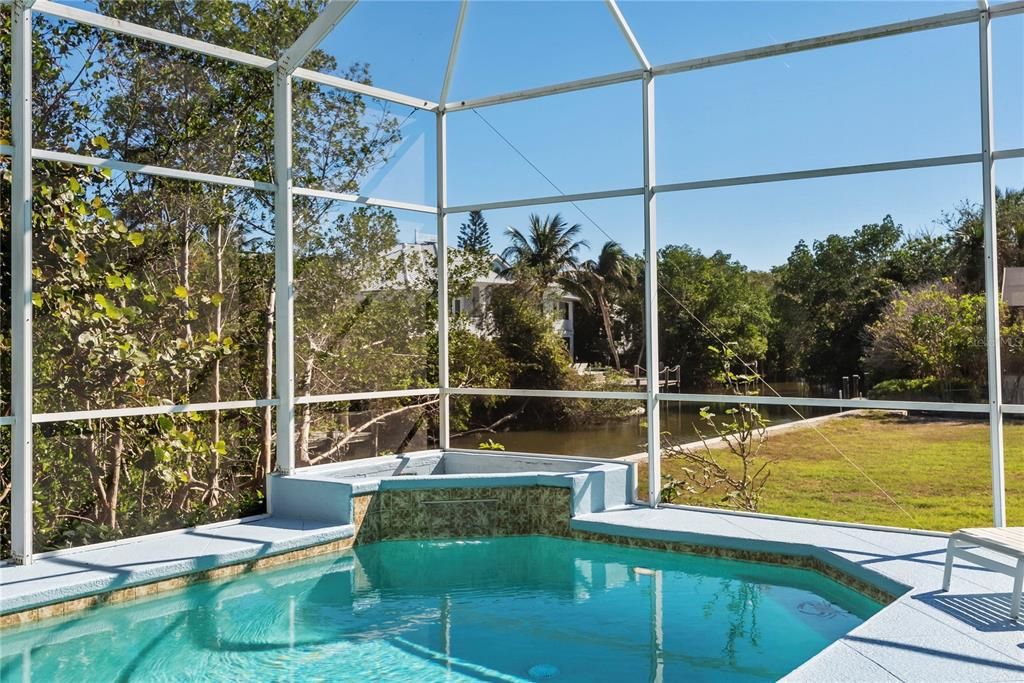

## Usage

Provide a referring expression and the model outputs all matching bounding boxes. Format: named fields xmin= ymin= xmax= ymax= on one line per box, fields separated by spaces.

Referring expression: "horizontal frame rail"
xmin=994 ymin=148 xmax=1024 ymax=161
xmin=32 ymin=148 xmax=276 ymax=192
xmin=295 ymin=388 xmax=441 ymax=405
xmin=444 ymin=187 xmax=645 ymax=215
xmin=33 ymin=398 xmax=279 ymax=424
xmin=292 ymin=186 xmax=438 ymax=214
xmin=658 ymin=392 xmax=990 ymax=414
xmin=991 ymin=0 xmax=1024 ymax=18
xmin=447 ymin=387 xmax=646 ymax=401
xmin=654 ymin=153 xmax=982 ymax=194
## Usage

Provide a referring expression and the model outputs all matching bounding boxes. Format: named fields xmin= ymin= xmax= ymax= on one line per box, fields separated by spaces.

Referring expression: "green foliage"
xmin=457 ymin=210 xmax=491 ymax=255
xmin=0 ymin=0 xmax=428 ymax=555
xmin=560 ymin=241 xmax=636 ymax=370
xmin=769 ymin=217 xmax=904 ymax=386
xmin=863 ymin=281 xmax=986 ymax=399
xmin=661 ymin=346 xmax=773 ymax=512
xmin=658 ymin=246 xmax=771 ymax=389
xmin=487 ymin=273 xmax=573 ymax=392
xmin=501 ymin=213 xmax=587 ymax=283
xmin=867 ymin=377 xmax=954 ymax=401
xmin=477 ymin=439 xmax=505 ymax=451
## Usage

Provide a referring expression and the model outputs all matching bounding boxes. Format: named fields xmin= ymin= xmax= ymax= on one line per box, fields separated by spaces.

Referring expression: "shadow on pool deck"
xmin=915 ymin=590 xmax=1024 ymax=633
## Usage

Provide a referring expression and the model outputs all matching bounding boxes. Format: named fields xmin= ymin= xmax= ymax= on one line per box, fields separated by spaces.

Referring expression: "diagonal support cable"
xmin=471 ymin=107 xmax=918 ymax=525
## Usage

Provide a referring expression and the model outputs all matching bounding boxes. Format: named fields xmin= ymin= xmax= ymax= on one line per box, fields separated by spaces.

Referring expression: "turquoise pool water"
xmin=0 ymin=536 xmax=881 ymax=682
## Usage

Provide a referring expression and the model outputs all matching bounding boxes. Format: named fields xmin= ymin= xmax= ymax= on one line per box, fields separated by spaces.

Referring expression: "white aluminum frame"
xmin=10 ymin=0 xmax=35 ymax=563
xmin=979 ymin=2 xmax=1006 ymax=525
xmin=6 ymin=0 xmax=1024 ymax=561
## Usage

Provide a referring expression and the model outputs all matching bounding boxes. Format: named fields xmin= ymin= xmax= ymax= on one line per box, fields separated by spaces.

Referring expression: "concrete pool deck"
xmin=575 ymin=505 xmax=1024 ymax=682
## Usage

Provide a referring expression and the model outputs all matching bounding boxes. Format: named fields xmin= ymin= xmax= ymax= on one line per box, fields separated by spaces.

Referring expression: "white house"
xmin=373 ymin=240 xmax=580 ymax=357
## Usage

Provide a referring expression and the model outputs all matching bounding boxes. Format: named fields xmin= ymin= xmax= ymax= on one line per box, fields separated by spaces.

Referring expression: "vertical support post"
xmin=10 ymin=0 xmax=34 ymax=564
xmin=642 ymin=72 xmax=660 ymax=507
xmin=273 ymin=69 xmax=295 ymax=478
xmin=979 ymin=6 xmax=1006 ymax=526
xmin=437 ymin=111 xmax=450 ymax=449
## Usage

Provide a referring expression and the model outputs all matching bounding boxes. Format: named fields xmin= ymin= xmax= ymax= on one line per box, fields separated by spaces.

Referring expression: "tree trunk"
xmin=598 ymin=295 xmax=621 ymax=370
xmin=297 ymin=355 xmax=315 ymax=466
xmin=260 ymin=287 xmax=276 ymax=484
xmin=104 ymin=430 xmax=124 ymax=530
xmin=207 ymin=220 xmax=225 ymax=506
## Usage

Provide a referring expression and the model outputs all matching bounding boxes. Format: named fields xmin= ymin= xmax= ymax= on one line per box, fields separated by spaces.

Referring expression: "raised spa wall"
xmin=268 ymin=451 xmax=637 ymax=543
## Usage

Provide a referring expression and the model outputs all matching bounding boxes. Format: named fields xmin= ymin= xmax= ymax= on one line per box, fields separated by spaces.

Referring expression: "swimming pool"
xmin=0 ymin=536 xmax=881 ymax=682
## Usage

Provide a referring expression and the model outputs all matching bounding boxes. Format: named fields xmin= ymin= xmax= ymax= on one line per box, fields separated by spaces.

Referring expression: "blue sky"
xmin=319 ymin=1 xmax=1024 ymax=272
xmin=51 ymin=1 xmax=1023 ymax=270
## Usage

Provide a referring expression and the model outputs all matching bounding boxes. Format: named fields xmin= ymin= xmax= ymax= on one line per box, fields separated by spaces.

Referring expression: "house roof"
xmin=1004 ymin=267 xmax=1024 ymax=307
xmin=365 ymin=242 xmax=581 ymax=301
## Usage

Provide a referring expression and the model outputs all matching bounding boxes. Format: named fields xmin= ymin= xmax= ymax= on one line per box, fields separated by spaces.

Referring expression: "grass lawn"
xmin=637 ymin=412 xmax=1024 ymax=532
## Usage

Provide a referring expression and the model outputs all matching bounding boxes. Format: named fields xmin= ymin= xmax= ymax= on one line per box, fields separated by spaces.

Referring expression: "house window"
xmin=453 ymin=298 xmax=463 ymax=315
xmin=559 ymin=301 xmax=570 ymax=320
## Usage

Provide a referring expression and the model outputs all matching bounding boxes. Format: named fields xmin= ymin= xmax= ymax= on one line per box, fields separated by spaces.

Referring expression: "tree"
xmin=769 ymin=217 xmax=903 ymax=386
xmin=0 ymin=0 xmax=420 ymax=552
xmin=560 ymin=241 xmax=634 ymax=370
xmin=943 ymin=189 xmax=1024 ymax=293
xmin=457 ymin=210 xmax=491 ymax=255
xmin=863 ymin=280 xmax=987 ymax=399
xmin=501 ymin=213 xmax=588 ymax=283
xmin=658 ymin=245 xmax=771 ymax=389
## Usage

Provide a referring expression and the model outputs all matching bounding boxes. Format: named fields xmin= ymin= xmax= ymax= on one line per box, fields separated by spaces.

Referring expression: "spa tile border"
xmin=564 ymin=528 xmax=900 ymax=606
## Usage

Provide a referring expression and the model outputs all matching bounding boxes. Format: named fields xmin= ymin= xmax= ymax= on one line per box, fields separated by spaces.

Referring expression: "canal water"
xmin=450 ymin=399 xmax=836 ymax=459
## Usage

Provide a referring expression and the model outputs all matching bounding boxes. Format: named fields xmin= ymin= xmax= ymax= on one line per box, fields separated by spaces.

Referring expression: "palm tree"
xmin=561 ymin=240 xmax=634 ymax=370
xmin=501 ymin=213 xmax=588 ymax=283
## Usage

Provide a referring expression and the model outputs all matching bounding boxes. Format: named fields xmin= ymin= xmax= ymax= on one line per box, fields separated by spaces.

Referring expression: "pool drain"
xmin=528 ymin=664 xmax=560 ymax=679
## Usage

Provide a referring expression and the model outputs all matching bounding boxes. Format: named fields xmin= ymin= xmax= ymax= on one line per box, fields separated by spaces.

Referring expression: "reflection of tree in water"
xmin=700 ymin=578 xmax=764 ymax=666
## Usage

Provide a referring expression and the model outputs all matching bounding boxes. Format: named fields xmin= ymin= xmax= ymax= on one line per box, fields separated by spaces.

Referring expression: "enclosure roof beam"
xmin=292 ymin=186 xmax=438 ymax=215
xmin=653 ymin=8 xmax=980 ymax=77
xmin=277 ymin=0 xmax=358 ymax=74
xmin=445 ymin=5 xmax=987 ymax=112
xmin=32 ymin=0 xmax=275 ymax=70
xmin=439 ymin=0 xmax=469 ymax=106
xmin=293 ymin=67 xmax=438 ymax=111
xmin=604 ymin=0 xmax=650 ymax=70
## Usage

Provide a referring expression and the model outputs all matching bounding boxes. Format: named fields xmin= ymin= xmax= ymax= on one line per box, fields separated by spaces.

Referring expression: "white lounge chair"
xmin=943 ymin=527 xmax=1024 ymax=620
